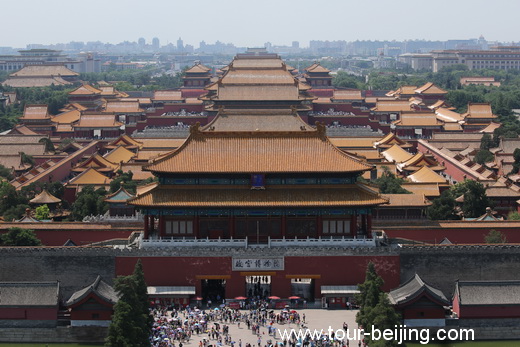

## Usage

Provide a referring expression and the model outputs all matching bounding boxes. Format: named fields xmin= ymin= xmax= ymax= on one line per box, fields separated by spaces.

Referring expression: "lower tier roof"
xmin=129 ymin=184 xmax=387 ymax=208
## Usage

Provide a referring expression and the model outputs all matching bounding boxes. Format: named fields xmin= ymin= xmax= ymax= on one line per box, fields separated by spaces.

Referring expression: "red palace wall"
xmin=71 ymin=310 xmax=112 ymax=321
xmin=402 ymin=307 xmax=445 ymax=319
xmin=0 ymin=307 xmax=57 ymax=320
xmin=69 ymin=293 xmax=113 ymax=321
xmin=116 ymin=255 xmax=400 ymax=299
xmin=417 ymin=141 xmax=473 ymax=183
xmin=458 ymin=305 xmax=520 ymax=319
xmin=146 ymin=116 xmax=208 ymax=127
xmin=147 ymin=104 xmax=204 ymax=117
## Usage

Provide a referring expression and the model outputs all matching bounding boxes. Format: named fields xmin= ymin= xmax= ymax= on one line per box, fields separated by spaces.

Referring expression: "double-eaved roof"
xmin=204 ymin=54 xmax=314 ymax=102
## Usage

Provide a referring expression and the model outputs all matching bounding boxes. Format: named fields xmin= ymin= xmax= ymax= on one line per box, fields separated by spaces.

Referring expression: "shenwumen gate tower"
xmin=127 ymin=52 xmax=392 ymax=304
xmin=130 ymin=52 xmax=387 ymax=242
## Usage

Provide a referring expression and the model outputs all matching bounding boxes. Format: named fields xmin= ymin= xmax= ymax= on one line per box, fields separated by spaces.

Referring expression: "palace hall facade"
xmin=125 ymin=53 xmax=396 ymax=304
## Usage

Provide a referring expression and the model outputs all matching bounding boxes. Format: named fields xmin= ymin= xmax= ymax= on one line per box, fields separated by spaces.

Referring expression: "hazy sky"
xmin=3 ymin=0 xmax=519 ymax=48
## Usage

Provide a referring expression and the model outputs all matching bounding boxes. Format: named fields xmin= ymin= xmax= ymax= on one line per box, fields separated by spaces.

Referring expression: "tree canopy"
xmin=356 ymin=262 xmax=402 ymax=347
xmin=109 ymin=170 xmax=137 ymax=194
xmin=374 ymin=167 xmax=411 ymax=194
xmin=473 ymin=149 xmax=494 ymax=165
xmin=426 ymin=190 xmax=458 ymax=221
xmin=484 ymin=229 xmax=507 ymax=244
xmin=0 ymin=227 xmax=42 ymax=246
xmin=70 ymin=185 xmax=108 ymax=220
xmin=332 ymin=71 xmax=365 ymax=89
xmin=106 ymin=259 xmax=151 ymax=347
xmin=35 ymin=204 xmax=50 ymax=220
xmin=453 ymin=180 xmax=492 ymax=218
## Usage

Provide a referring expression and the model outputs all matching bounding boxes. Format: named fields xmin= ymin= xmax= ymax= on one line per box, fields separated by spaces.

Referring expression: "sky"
xmin=2 ymin=0 xmax=519 ymax=48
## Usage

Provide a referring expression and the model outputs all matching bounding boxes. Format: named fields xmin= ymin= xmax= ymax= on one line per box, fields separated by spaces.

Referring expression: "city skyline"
xmin=2 ymin=0 xmax=519 ymax=49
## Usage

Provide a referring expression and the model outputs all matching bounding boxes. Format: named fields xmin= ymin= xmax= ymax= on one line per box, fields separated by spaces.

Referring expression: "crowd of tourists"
xmin=149 ymin=302 xmax=363 ymax=347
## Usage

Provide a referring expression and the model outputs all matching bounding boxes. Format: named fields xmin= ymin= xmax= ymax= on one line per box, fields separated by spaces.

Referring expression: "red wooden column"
xmin=150 ymin=215 xmax=155 ymax=236
xmin=159 ymin=216 xmax=165 ymax=238
xmin=316 ymin=216 xmax=323 ymax=238
xmin=194 ymin=216 xmax=200 ymax=238
xmin=350 ymin=213 xmax=357 ymax=236
xmin=367 ymin=214 xmax=373 ymax=236
xmin=229 ymin=216 xmax=235 ymax=238
xmin=281 ymin=215 xmax=287 ymax=238
xmin=361 ymin=214 xmax=367 ymax=237
xmin=143 ymin=214 xmax=149 ymax=239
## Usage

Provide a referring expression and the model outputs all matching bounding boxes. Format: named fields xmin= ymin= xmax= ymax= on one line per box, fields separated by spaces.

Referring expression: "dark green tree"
xmin=356 ymin=262 xmax=384 ymax=328
xmin=426 ymin=190 xmax=457 ymax=220
xmin=70 ymin=186 xmax=108 ymax=220
xmin=510 ymin=148 xmax=520 ymax=174
xmin=374 ymin=167 xmax=411 ymax=194
xmin=39 ymin=137 xmax=56 ymax=153
xmin=356 ymin=263 xmax=403 ymax=346
xmin=109 ymin=170 xmax=137 ymax=194
xmin=3 ymin=204 xmax=30 ymax=222
xmin=484 ymin=229 xmax=507 ymax=244
xmin=1 ymin=227 xmax=42 ymax=246
xmin=507 ymin=211 xmax=520 ymax=220
xmin=333 ymin=71 xmax=364 ymax=89
xmin=473 ymin=149 xmax=494 ymax=165
xmin=0 ymin=164 xmax=13 ymax=180
xmin=133 ymin=259 xmax=153 ymax=331
xmin=0 ymin=181 xmax=29 ymax=218
xmin=106 ymin=260 xmax=151 ymax=347
xmin=20 ymin=152 xmax=35 ymax=166
xmin=454 ymin=180 xmax=492 ymax=218
xmin=35 ymin=204 xmax=50 ymax=220
xmin=366 ymin=293 xmax=403 ymax=347
xmin=480 ymin=133 xmax=494 ymax=150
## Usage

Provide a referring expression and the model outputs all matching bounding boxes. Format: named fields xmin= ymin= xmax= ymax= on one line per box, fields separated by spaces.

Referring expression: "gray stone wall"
xmin=399 ymin=245 xmax=520 ymax=297
xmin=0 ymin=326 xmax=107 ymax=343
xmin=0 ymin=248 xmax=117 ymax=300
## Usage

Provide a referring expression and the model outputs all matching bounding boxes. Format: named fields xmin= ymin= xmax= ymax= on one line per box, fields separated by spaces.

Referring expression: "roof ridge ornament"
xmin=190 ymin=122 xmax=201 ymax=135
xmin=315 ymin=121 xmax=326 ymax=137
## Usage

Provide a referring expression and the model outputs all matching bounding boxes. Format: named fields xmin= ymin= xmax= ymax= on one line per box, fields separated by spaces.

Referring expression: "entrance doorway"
xmin=245 ymin=276 xmax=271 ymax=299
xmin=201 ymin=279 xmax=226 ymax=305
xmin=291 ymin=278 xmax=315 ymax=302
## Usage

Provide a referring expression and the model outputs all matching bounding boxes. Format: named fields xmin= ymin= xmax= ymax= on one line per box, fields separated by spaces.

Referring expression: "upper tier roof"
xmin=202 ymin=109 xmax=313 ymax=132
xmin=205 ymin=54 xmax=313 ymax=102
xmin=145 ymin=125 xmax=372 ymax=174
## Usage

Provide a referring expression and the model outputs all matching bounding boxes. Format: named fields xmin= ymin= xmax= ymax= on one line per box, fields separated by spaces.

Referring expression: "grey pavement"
xmin=185 ymin=309 xmax=363 ymax=347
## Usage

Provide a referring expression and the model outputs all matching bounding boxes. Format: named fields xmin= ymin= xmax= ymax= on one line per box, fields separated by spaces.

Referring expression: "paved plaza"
xmin=183 ymin=309 xmax=362 ymax=347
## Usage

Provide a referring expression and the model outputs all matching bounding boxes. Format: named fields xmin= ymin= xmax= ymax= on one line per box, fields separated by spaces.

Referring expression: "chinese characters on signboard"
xmin=232 ymin=257 xmax=284 ymax=271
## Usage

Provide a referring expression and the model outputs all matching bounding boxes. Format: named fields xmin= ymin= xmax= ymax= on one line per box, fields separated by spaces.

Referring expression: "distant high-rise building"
xmin=264 ymin=42 xmax=272 ymax=52
xmin=292 ymin=41 xmax=299 ymax=49
xmin=152 ymin=37 xmax=160 ymax=50
xmin=177 ymin=37 xmax=184 ymax=51
xmin=138 ymin=37 xmax=145 ymax=48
